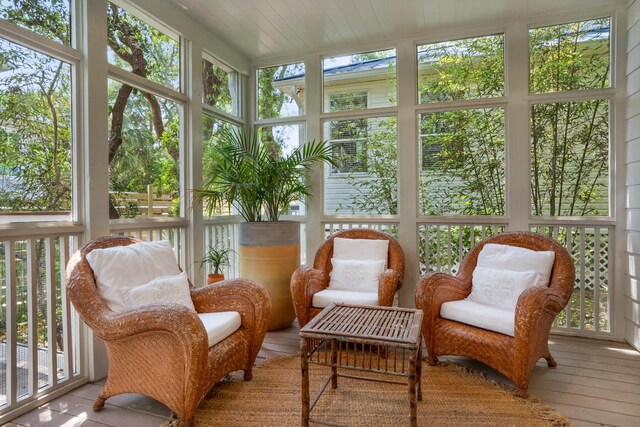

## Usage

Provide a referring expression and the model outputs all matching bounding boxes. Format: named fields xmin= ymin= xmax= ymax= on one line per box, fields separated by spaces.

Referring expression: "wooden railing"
xmin=0 ymin=228 xmax=84 ymax=420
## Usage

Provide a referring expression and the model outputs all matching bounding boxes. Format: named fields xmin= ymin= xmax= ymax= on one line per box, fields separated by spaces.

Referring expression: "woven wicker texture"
xmin=415 ymin=231 xmax=575 ymax=397
xmin=183 ymin=354 xmax=572 ymax=427
xmin=291 ymin=229 xmax=405 ymax=328
xmin=65 ymin=236 xmax=272 ymax=427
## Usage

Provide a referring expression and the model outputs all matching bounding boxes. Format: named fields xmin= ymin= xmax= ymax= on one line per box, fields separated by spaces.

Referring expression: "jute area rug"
xmin=186 ymin=355 xmax=572 ymax=427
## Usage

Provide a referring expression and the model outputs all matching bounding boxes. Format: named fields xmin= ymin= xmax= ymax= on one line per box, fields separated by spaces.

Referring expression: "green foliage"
xmin=200 ymin=245 xmax=235 ymax=275
xmin=0 ymin=0 xmax=70 ymax=45
xmin=196 ymin=128 xmax=336 ymax=222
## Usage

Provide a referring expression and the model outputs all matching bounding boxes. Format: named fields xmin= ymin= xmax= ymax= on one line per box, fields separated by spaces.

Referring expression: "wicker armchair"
xmin=291 ymin=229 xmax=405 ymax=328
xmin=65 ymin=236 xmax=271 ymax=427
xmin=415 ymin=231 xmax=574 ymax=397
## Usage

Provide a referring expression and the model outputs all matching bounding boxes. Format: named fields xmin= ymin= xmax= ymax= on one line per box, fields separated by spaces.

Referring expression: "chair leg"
xmin=244 ymin=368 xmax=253 ymax=381
xmin=514 ymin=387 xmax=528 ymax=398
xmin=92 ymin=394 xmax=107 ymax=412
xmin=427 ymin=355 xmax=438 ymax=366
xmin=545 ymin=353 xmax=557 ymax=367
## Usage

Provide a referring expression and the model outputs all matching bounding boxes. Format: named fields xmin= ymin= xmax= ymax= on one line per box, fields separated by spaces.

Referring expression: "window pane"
xmin=107 ymin=3 xmax=180 ymax=91
xmin=258 ymin=124 xmax=305 ymax=216
xmin=0 ymin=0 xmax=71 ymax=45
xmin=323 ymin=49 xmax=396 ymax=112
xmin=531 ymin=100 xmax=609 ymax=216
xmin=530 ymin=18 xmax=610 ymax=93
xmin=0 ymin=38 xmax=72 ymax=219
xmin=108 ymin=80 xmax=180 ymax=218
xmin=418 ymin=108 xmax=505 ymax=216
xmin=202 ymin=58 xmax=239 ymax=116
xmin=324 ymin=116 xmax=397 ymax=215
xmin=202 ymin=114 xmax=237 ymax=216
xmin=257 ymin=62 xmax=305 ymax=119
xmin=417 ymin=35 xmax=504 ymax=103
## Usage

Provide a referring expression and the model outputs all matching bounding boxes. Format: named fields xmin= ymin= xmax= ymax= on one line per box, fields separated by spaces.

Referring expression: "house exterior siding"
xmin=626 ymin=0 xmax=640 ymax=351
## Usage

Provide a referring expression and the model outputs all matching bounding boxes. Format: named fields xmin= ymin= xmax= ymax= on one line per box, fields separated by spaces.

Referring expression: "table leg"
xmin=408 ymin=353 xmax=417 ymax=427
xmin=301 ymin=339 xmax=310 ymax=427
xmin=416 ymin=345 xmax=423 ymax=402
xmin=331 ymin=339 xmax=338 ymax=389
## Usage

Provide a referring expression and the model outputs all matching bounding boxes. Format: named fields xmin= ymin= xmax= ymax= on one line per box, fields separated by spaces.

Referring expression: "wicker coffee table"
xmin=299 ymin=303 xmax=424 ymax=427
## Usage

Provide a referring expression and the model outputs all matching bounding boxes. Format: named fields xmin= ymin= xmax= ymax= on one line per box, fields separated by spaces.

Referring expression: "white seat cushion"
xmin=312 ymin=289 xmax=379 ymax=308
xmin=197 ymin=312 xmax=242 ymax=347
xmin=440 ymin=299 xmax=515 ymax=337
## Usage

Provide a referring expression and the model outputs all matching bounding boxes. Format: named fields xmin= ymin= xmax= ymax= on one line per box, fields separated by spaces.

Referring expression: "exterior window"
xmin=530 ymin=18 xmax=610 ymax=93
xmin=257 ymin=62 xmax=305 ymax=119
xmin=419 ymin=120 xmax=452 ymax=171
xmin=418 ymin=108 xmax=505 ymax=216
xmin=202 ymin=56 xmax=239 ymax=116
xmin=107 ymin=80 xmax=180 ymax=219
xmin=417 ymin=34 xmax=504 ymax=103
xmin=0 ymin=38 xmax=72 ymax=219
xmin=0 ymin=1 xmax=71 ymax=45
xmin=107 ymin=2 xmax=181 ymax=91
xmin=329 ymin=91 xmax=368 ymax=113
xmin=324 ymin=116 xmax=397 ymax=215
xmin=328 ymin=119 xmax=368 ymax=174
xmin=323 ymin=49 xmax=396 ymax=112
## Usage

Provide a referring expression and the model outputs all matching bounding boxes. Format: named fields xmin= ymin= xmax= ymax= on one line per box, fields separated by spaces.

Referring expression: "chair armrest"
xmin=191 ymin=279 xmax=271 ymax=330
xmin=378 ymin=269 xmax=401 ymax=306
xmin=415 ymin=272 xmax=471 ymax=351
xmin=93 ymin=304 xmax=209 ymax=362
xmin=513 ymin=286 xmax=566 ymax=352
xmin=191 ymin=279 xmax=271 ymax=364
xmin=415 ymin=272 xmax=471 ymax=314
xmin=290 ymin=266 xmax=325 ymax=327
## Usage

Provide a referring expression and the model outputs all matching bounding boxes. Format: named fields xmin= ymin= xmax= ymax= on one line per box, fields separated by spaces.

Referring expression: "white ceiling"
xmin=166 ymin=0 xmax=624 ymax=61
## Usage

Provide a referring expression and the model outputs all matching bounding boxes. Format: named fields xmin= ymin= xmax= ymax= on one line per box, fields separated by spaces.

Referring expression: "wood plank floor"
xmin=6 ymin=323 xmax=640 ymax=427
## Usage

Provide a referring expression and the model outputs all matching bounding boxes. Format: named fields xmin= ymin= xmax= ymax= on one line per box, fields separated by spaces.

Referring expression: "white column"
xmin=80 ymin=0 xmax=109 ymax=381
xmin=505 ymin=22 xmax=531 ymax=232
xmin=304 ymin=53 xmax=324 ymax=262
xmin=396 ymin=39 xmax=419 ymax=307
xmin=187 ymin=41 xmax=204 ymax=285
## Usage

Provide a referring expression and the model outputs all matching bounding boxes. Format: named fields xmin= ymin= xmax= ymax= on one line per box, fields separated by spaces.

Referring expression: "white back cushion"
xmin=86 ymin=240 xmax=181 ymax=312
xmin=124 ymin=271 xmax=195 ymax=312
xmin=329 ymin=258 xmax=385 ymax=292
xmin=333 ymin=237 xmax=389 ymax=265
xmin=476 ymin=243 xmax=555 ymax=287
xmin=468 ymin=267 xmax=540 ymax=310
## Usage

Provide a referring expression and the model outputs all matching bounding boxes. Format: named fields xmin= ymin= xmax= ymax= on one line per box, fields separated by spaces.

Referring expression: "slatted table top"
xmin=300 ymin=304 xmax=423 ymax=348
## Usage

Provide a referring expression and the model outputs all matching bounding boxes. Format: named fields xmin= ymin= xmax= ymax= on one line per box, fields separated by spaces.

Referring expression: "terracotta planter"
xmin=207 ymin=273 xmax=225 ymax=284
xmin=239 ymin=221 xmax=299 ymax=330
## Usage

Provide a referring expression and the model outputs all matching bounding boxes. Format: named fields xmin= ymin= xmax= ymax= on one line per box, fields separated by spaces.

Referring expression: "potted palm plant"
xmin=195 ymin=128 xmax=335 ymax=330
xmin=201 ymin=245 xmax=235 ymax=284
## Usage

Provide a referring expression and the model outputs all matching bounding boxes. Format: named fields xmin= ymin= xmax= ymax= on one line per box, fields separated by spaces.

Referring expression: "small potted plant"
xmin=201 ymin=245 xmax=235 ymax=284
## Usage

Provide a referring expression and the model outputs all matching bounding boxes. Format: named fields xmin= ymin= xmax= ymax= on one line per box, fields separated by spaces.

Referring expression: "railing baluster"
xmin=579 ymin=228 xmax=586 ymax=330
xmin=45 ymin=237 xmax=58 ymax=388
xmin=594 ymin=228 xmax=601 ymax=333
xmin=6 ymin=240 xmax=17 ymax=406
xmin=60 ymin=236 xmax=73 ymax=381
xmin=26 ymin=239 xmax=38 ymax=396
